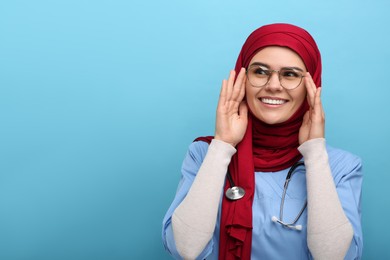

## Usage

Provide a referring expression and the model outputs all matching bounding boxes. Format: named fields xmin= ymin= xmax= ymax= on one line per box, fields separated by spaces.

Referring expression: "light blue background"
xmin=0 ymin=0 xmax=389 ymax=259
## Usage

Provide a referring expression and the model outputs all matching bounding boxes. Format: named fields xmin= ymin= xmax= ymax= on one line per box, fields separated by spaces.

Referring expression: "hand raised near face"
xmin=214 ymin=68 xmax=248 ymax=147
xmin=299 ymin=72 xmax=325 ymax=145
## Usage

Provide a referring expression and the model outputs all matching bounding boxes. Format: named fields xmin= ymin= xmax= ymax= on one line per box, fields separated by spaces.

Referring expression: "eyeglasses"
xmin=246 ymin=64 xmax=305 ymax=90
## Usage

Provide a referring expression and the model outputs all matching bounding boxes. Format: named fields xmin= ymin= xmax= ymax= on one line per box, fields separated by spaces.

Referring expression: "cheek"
xmin=295 ymin=87 xmax=307 ymax=106
xmin=245 ymin=85 xmax=256 ymax=104
xmin=244 ymin=85 xmax=258 ymax=114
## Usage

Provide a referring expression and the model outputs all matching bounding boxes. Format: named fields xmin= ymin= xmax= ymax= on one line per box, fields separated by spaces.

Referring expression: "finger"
xmin=313 ymin=87 xmax=321 ymax=111
xmin=308 ymin=72 xmax=317 ymax=94
xmin=304 ymin=73 xmax=315 ymax=106
xmin=305 ymin=72 xmax=317 ymax=107
xmin=226 ymin=70 xmax=236 ymax=101
xmin=231 ymin=68 xmax=245 ymax=101
xmin=319 ymin=88 xmax=325 ymax=118
xmin=230 ymin=68 xmax=246 ymax=113
xmin=235 ymin=68 xmax=246 ymax=102
xmin=313 ymin=87 xmax=325 ymax=120
xmin=217 ymin=79 xmax=228 ymax=108
xmin=310 ymin=87 xmax=325 ymax=139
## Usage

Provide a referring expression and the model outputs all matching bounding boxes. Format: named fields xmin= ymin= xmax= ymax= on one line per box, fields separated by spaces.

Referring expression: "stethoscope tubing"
xmin=280 ymin=161 xmax=305 ymax=222
xmin=225 ymin=160 xmax=307 ymax=230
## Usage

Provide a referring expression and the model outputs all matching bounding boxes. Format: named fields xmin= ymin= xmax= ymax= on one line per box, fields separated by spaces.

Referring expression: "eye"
xmin=250 ymin=66 xmax=269 ymax=77
xmin=281 ymin=69 xmax=301 ymax=78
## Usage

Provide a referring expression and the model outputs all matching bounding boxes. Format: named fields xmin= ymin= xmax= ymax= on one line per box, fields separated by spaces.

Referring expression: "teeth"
xmin=261 ymin=98 xmax=286 ymax=105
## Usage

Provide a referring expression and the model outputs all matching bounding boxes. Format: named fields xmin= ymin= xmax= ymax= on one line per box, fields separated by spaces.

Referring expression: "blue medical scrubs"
xmin=162 ymin=141 xmax=363 ymax=259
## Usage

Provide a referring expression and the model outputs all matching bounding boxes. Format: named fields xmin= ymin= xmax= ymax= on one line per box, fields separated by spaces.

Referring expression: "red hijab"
xmin=196 ymin=23 xmax=322 ymax=259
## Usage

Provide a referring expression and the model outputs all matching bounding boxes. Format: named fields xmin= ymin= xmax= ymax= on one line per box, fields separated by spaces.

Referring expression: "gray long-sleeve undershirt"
xmin=172 ymin=138 xmax=353 ymax=260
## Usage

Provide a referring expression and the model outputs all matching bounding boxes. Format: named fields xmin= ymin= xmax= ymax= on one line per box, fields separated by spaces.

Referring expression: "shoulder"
xmin=184 ymin=140 xmax=210 ymax=166
xmin=188 ymin=140 xmax=210 ymax=155
xmin=186 ymin=136 xmax=213 ymax=161
xmin=326 ymin=144 xmax=362 ymax=169
xmin=185 ymin=137 xmax=236 ymax=167
xmin=326 ymin=144 xmax=363 ymax=183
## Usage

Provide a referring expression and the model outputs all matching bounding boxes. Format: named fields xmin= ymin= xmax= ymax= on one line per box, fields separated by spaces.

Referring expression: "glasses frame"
xmin=246 ymin=65 xmax=305 ymax=90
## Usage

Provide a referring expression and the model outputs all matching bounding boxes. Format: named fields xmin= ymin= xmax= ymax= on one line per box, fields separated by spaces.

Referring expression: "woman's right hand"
xmin=214 ymin=68 xmax=248 ymax=147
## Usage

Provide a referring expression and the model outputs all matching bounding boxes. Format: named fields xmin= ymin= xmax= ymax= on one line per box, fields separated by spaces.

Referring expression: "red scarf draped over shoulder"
xmin=195 ymin=23 xmax=322 ymax=259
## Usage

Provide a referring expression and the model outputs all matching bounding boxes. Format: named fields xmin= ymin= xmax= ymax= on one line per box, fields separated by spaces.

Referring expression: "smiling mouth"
xmin=260 ymin=98 xmax=287 ymax=105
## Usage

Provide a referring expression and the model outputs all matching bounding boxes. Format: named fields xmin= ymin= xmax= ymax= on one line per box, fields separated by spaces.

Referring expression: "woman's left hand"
xmin=299 ymin=72 xmax=325 ymax=145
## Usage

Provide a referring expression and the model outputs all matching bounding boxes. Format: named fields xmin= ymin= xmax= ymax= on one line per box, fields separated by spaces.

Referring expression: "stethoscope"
xmin=225 ymin=161 xmax=307 ymax=231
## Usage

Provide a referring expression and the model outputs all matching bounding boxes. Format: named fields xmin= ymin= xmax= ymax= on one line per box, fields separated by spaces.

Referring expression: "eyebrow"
xmin=249 ymin=62 xmax=305 ymax=72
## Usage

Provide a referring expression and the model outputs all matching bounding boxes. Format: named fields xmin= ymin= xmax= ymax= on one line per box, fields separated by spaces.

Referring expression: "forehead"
xmin=249 ymin=46 xmax=306 ymax=70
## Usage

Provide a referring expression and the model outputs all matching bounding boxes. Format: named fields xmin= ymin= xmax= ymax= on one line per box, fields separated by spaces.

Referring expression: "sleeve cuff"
xmin=209 ymin=139 xmax=237 ymax=158
xmin=298 ymin=138 xmax=327 ymax=159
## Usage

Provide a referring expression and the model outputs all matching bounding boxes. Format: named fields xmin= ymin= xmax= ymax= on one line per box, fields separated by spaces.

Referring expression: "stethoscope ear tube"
xmin=271 ymin=216 xmax=303 ymax=231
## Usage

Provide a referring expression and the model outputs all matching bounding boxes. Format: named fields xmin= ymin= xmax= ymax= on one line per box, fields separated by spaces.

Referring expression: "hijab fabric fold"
xmin=196 ymin=23 xmax=322 ymax=259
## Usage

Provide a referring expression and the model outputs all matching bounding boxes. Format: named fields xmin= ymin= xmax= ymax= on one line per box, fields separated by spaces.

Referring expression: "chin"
xmin=254 ymin=113 xmax=288 ymax=125
xmin=261 ymin=118 xmax=285 ymax=125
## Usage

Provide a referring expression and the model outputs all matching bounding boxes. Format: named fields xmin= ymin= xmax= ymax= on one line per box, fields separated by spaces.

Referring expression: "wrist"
xmin=213 ymin=136 xmax=236 ymax=147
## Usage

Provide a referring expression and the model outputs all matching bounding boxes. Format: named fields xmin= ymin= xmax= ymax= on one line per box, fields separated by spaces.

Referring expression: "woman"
xmin=162 ymin=23 xmax=363 ymax=259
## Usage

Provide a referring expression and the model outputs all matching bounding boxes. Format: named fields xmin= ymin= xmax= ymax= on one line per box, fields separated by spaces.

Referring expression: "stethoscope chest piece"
xmin=225 ymin=186 xmax=245 ymax=200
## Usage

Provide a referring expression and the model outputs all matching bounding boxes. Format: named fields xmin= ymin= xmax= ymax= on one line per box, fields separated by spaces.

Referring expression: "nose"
xmin=265 ymin=71 xmax=283 ymax=91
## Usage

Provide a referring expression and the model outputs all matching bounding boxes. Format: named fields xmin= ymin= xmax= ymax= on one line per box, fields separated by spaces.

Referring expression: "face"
xmin=245 ymin=46 xmax=307 ymax=124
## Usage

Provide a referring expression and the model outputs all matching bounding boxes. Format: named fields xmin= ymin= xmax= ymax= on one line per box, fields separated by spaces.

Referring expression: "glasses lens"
xmin=247 ymin=66 xmax=304 ymax=89
xmin=279 ymin=69 xmax=303 ymax=90
xmin=247 ymin=66 xmax=269 ymax=88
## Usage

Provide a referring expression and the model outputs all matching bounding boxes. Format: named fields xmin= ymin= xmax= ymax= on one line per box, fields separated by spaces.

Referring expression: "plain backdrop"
xmin=1 ymin=0 xmax=389 ymax=259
